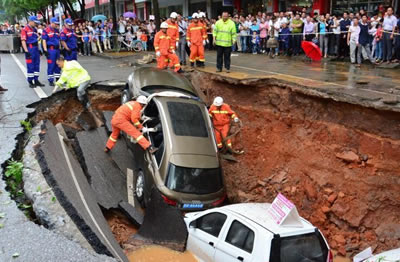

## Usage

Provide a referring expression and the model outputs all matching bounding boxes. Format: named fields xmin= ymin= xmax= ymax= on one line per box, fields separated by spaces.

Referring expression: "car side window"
xmin=225 ymin=220 xmax=255 ymax=253
xmin=196 ymin=212 xmax=227 ymax=238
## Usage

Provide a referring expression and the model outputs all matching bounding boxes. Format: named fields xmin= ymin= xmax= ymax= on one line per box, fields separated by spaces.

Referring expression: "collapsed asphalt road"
xmin=2 ymin=85 xmax=188 ymax=261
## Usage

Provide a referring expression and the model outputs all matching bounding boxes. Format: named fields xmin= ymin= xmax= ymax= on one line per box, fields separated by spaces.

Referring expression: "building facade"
xmin=83 ymin=0 xmax=398 ymax=20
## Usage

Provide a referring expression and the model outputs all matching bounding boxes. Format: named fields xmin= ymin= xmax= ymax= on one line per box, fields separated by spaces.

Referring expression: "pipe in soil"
xmin=188 ymin=71 xmax=400 ymax=258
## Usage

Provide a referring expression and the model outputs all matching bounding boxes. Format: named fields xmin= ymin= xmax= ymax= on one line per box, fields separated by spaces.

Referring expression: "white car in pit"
xmin=184 ymin=202 xmax=333 ymax=262
xmin=355 ymin=247 xmax=400 ymax=262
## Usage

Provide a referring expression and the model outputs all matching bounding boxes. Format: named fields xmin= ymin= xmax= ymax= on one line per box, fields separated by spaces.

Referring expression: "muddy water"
xmin=127 ymin=245 xmax=198 ymax=262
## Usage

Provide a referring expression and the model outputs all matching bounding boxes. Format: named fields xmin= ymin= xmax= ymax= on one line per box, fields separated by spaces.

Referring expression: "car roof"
xmin=133 ymin=67 xmax=198 ymax=96
xmin=154 ymin=96 xmax=219 ymax=169
xmin=365 ymin=248 xmax=400 ymax=261
xmin=219 ymin=203 xmax=316 ymax=236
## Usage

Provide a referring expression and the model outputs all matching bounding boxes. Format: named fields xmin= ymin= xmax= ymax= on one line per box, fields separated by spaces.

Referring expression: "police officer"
xmin=21 ymin=16 xmax=45 ymax=88
xmin=42 ymin=17 xmax=61 ymax=86
xmin=60 ymin=18 xmax=78 ymax=61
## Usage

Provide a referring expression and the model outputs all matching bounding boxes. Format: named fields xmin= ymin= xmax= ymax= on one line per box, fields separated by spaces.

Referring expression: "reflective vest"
xmin=212 ymin=18 xmax=237 ymax=47
xmin=21 ymin=25 xmax=38 ymax=44
xmin=209 ymin=104 xmax=237 ymax=126
xmin=56 ymin=60 xmax=91 ymax=89
xmin=187 ymin=22 xmax=207 ymax=45
xmin=42 ymin=26 xmax=60 ymax=47
xmin=114 ymin=101 xmax=143 ymax=128
xmin=60 ymin=28 xmax=77 ymax=49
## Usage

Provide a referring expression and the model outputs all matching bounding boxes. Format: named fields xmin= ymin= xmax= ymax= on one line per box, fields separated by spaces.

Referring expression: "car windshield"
xmin=271 ymin=232 xmax=328 ymax=262
xmin=165 ymin=163 xmax=223 ymax=194
xmin=167 ymin=101 xmax=208 ymax=137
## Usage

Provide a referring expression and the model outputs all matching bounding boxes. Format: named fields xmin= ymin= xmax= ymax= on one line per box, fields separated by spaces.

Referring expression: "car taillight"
xmin=161 ymin=194 xmax=177 ymax=206
xmin=211 ymin=194 xmax=227 ymax=207
xmin=327 ymin=249 xmax=333 ymax=262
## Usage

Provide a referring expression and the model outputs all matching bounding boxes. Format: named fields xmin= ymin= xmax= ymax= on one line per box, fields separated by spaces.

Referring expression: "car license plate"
xmin=182 ymin=203 xmax=204 ymax=209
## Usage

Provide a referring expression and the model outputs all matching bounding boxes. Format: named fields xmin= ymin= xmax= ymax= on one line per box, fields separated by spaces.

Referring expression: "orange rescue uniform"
xmin=154 ymin=30 xmax=181 ymax=72
xmin=106 ymin=101 xmax=151 ymax=151
xmin=166 ymin=19 xmax=180 ymax=48
xmin=187 ymin=21 xmax=207 ymax=63
xmin=208 ymin=103 xmax=237 ymax=148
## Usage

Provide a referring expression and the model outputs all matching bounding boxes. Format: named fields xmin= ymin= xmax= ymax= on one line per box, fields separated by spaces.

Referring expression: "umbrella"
xmin=301 ymin=41 xmax=322 ymax=61
xmin=91 ymin=14 xmax=107 ymax=22
xmin=123 ymin=11 xmax=136 ymax=19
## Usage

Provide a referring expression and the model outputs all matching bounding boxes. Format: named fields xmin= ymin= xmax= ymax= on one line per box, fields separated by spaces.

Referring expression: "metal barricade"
xmin=0 ymin=34 xmax=21 ymax=53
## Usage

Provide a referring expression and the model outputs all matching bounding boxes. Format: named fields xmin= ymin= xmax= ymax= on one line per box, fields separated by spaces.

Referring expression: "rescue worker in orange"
xmin=154 ymin=22 xmax=182 ymax=73
xmin=105 ymin=95 xmax=157 ymax=153
xmin=187 ymin=13 xmax=207 ymax=67
xmin=167 ymin=12 xmax=180 ymax=51
xmin=209 ymin=96 xmax=239 ymax=150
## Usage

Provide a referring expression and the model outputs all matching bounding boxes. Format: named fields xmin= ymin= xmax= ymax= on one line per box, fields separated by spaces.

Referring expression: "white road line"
xmin=11 ymin=53 xmax=48 ymax=99
xmin=57 ymin=132 xmax=124 ymax=262
xmin=127 ymin=168 xmax=135 ymax=207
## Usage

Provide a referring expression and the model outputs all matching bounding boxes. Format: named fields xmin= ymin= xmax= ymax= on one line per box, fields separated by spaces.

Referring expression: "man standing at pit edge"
xmin=42 ymin=17 xmax=61 ymax=86
xmin=213 ymin=12 xmax=237 ymax=73
xmin=60 ymin=18 xmax=78 ymax=61
xmin=21 ymin=16 xmax=45 ymax=88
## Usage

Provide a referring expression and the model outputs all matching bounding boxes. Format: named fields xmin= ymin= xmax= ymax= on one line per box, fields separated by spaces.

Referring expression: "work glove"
xmin=156 ymin=51 xmax=161 ymax=57
xmin=142 ymin=127 xmax=148 ymax=133
xmin=187 ymin=42 xmax=191 ymax=47
xmin=234 ymin=117 xmax=239 ymax=123
xmin=44 ymin=50 xmax=49 ymax=58
xmin=206 ymin=39 xmax=209 ymax=44
xmin=67 ymin=49 xmax=72 ymax=55
xmin=24 ymin=51 xmax=32 ymax=59
xmin=176 ymin=42 xmax=179 ymax=48
xmin=171 ymin=50 xmax=175 ymax=54
xmin=203 ymin=40 xmax=206 ymax=46
xmin=52 ymin=83 xmax=65 ymax=94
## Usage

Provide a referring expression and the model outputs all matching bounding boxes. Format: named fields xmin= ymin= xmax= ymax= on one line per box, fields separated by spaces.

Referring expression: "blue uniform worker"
xmin=60 ymin=18 xmax=78 ymax=61
xmin=21 ymin=16 xmax=44 ymax=88
xmin=42 ymin=17 xmax=61 ymax=86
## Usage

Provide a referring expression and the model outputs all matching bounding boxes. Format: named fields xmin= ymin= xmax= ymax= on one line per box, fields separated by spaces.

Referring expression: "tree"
xmin=95 ymin=0 xmax=100 ymax=14
xmin=151 ymin=0 xmax=160 ymax=30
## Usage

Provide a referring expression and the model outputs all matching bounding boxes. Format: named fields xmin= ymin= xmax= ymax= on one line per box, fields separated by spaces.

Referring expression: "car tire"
xmin=133 ymin=170 xmax=146 ymax=208
xmin=121 ymin=89 xmax=131 ymax=105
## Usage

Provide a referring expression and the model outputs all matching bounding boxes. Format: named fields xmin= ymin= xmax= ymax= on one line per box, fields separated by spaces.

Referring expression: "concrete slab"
xmin=76 ymin=127 xmax=127 ymax=209
xmin=35 ymin=121 xmax=128 ymax=262
xmin=103 ymin=111 xmax=114 ymax=133
xmin=118 ymin=201 xmax=144 ymax=227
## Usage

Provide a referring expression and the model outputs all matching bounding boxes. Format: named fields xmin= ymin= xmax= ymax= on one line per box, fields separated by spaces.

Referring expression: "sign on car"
xmin=267 ymin=193 xmax=303 ymax=227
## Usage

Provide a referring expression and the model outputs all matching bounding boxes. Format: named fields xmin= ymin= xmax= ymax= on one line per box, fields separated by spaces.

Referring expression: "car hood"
xmin=169 ymin=154 xmax=219 ymax=169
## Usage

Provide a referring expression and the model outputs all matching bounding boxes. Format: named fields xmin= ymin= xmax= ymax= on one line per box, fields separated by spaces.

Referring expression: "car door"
xmin=187 ymin=212 xmax=228 ymax=262
xmin=214 ymin=219 xmax=256 ymax=262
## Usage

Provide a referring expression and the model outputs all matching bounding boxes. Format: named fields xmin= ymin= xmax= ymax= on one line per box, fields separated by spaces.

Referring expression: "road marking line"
xmin=10 ymin=53 xmax=48 ymax=99
xmin=127 ymin=168 xmax=135 ymax=207
xmin=205 ymin=60 xmax=397 ymax=97
xmin=57 ymin=132 xmax=125 ymax=262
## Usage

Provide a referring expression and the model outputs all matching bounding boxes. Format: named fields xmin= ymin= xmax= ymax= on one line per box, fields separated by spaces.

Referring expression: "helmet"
xmin=50 ymin=17 xmax=60 ymax=24
xmin=192 ymin=13 xmax=199 ymax=19
xmin=170 ymin=12 xmax=178 ymax=19
xmin=29 ymin=16 xmax=40 ymax=24
xmin=136 ymin=95 xmax=148 ymax=105
xmin=65 ymin=18 xmax=73 ymax=25
xmin=213 ymin=97 xmax=223 ymax=107
xmin=160 ymin=22 xmax=169 ymax=29
xmin=199 ymin=12 xmax=206 ymax=18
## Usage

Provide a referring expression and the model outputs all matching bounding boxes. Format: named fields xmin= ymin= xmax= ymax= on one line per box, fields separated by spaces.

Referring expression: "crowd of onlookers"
xmin=3 ymin=5 xmax=400 ymax=65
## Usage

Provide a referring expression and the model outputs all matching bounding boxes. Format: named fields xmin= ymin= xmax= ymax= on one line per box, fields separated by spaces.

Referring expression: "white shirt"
xmin=118 ymin=20 xmax=126 ymax=34
xmin=382 ymin=15 xmax=397 ymax=31
xmin=349 ymin=25 xmax=360 ymax=43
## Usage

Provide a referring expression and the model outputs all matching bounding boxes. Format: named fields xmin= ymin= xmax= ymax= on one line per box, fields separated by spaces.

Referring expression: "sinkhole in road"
xmin=3 ymin=73 xmax=400 ymax=261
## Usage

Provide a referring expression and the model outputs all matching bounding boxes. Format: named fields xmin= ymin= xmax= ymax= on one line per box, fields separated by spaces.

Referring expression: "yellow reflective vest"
xmin=212 ymin=18 xmax=237 ymax=47
xmin=56 ymin=60 xmax=91 ymax=89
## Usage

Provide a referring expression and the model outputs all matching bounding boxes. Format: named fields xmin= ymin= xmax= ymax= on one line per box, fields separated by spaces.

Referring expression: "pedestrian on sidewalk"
xmin=317 ymin=15 xmax=329 ymax=58
xmin=259 ymin=18 xmax=269 ymax=53
xmin=42 ymin=17 xmax=61 ymax=87
xmin=382 ymin=7 xmax=397 ymax=63
xmin=359 ymin=15 xmax=372 ymax=62
xmin=279 ymin=22 xmax=290 ymax=55
xmin=105 ymin=95 xmax=156 ymax=154
xmin=339 ymin=12 xmax=351 ymax=59
xmin=291 ymin=13 xmax=303 ymax=55
xmin=303 ymin=16 xmax=315 ymax=42
xmin=213 ymin=12 xmax=237 ymax=73
xmin=140 ymin=29 xmax=148 ymax=51
xmin=251 ymin=31 xmax=260 ymax=54
xmin=348 ymin=18 xmax=361 ymax=65
xmin=54 ymin=56 xmax=91 ymax=109
xmin=82 ymin=28 xmax=91 ymax=56
xmin=60 ymin=18 xmax=78 ymax=61
xmin=21 ymin=16 xmax=44 ymax=88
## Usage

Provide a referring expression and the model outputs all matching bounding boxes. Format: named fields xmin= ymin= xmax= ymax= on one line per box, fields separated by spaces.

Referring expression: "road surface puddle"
xmin=127 ymin=245 xmax=197 ymax=262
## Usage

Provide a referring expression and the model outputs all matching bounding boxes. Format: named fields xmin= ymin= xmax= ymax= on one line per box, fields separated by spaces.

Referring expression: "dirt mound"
xmin=190 ymin=72 xmax=400 ymax=257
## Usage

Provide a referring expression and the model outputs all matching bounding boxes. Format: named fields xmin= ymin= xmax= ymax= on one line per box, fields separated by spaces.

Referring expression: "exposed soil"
xmin=127 ymin=245 xmax=197 ymax=262
xmin=190 ymin=71 xmax=400 ymax=258
xmin=104 ymin=210 xmax=138 ymax=245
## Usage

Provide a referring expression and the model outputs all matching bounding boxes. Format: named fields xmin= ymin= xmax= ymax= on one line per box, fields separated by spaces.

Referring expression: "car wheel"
xmin=121 ymin=89 xmax=130 ymax=105
xmin=133 ymin=170 xmax=146 ymax=208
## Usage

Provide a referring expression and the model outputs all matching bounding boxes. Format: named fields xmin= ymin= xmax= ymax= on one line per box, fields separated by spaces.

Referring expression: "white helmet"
xmin=160 ymin=22 xmax=169 ymax=29
xmin=199 ymin=12 xmax=206 ymax=18
xmin=192 ymin=13 xmax=199 ymax=19
xmin=170 ymin=12 xmax=178 ymax=19
xmin=213 ymin=96 xmax=223 ymax=107
xmin=136 ymin=95 xmax=148 ymax=105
